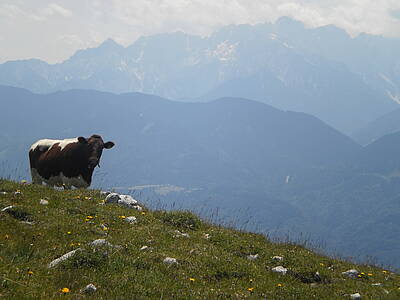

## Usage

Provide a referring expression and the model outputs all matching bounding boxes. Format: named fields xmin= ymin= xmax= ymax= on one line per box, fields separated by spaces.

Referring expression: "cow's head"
xmin=78 ymin=134 xmax=115 ymax=169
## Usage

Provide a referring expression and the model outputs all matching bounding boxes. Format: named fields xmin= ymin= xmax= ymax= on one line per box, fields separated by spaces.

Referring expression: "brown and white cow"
xmin=29 ymin=134 xmax=114 ymax=188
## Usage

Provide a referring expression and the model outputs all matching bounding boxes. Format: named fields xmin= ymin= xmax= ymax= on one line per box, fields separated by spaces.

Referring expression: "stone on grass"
xmin=118 ymin=194 xmax=138 ymax=208
xmin=140 ymin=246 xmax=149 ymax=251
xmin=48 ymin=249 xmax=81 ymax=268
xmin=81 ymin=283 xmax=97 ymax=294
xmin=342 ymin=269 xmax=359 ymax=278
xmin=89 ymin=239 xmax=122 ymax=249
xmin=39 ymin=199 xmax=49 ymax=205
xmin=21 ymin=221 xmax=34 ymax=225
xmin=105 ymin=193 xmax=139 ymax=209
xmin=89 ymin=239 xmax=113 ymax=248
xmin=350 ymin=293 xmax=361 ymax=299
xmin=125 ymin=216 xmax=137 ymax=224
xmin=272 ymin=256 xmax=283 ymax=261
xmin=1 ymin=205 xmax=13 ymax=212
xmin=133 ymin=205 xmax=143 ymax=211
xmin=247 ymin=254 xmax=259 ymax=261
xmin=163 ymin=257 xmax=178 ymax=264
xmin=105 ymin=193 xmax=120 ymax=204
xmin=173 ymin=230 xmax=190 ymax=238
xmin=272 ymin=266 xmax=288 ymax=275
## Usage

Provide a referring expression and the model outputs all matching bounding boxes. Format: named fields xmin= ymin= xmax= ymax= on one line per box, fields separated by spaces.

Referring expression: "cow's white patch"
xmin=30 ymin=168 xmax=88 ymax=189
xmin=30 ymin=138 xmax=78 ymax=152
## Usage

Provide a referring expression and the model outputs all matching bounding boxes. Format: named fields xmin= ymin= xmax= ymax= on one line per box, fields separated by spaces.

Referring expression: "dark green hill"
xmin=1 ymin=179 xmax=399 ymax=299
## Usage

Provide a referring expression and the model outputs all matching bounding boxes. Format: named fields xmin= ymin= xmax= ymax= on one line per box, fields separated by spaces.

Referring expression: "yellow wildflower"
xmin=119 ymin=216 xmax=126 ymax=219
xmin=247 ymin=287 xmax=254 ymax=292
xmin=87 ymin=216 xmax=94 ymax=219
xmin=189 ymin=278 xmax=195 ymax=282
xmin=60 ymin=287 xmax=70 ymax=294
xmin=320 ymin=263 xmax=325 ymax=266
xmin=277 ymin=283 xmax=283 ymax=287
xmin=368 ymin=273 xmax=373 ymax=276
xmin=27 ymin=270 xmax=33 ymax=276
xmin=67 ymin=231 xmax=72 ymax=235
xmin=84 ymin=196 xmax=91 ymax=200
xmin=141 ymin=212 xmax=146 ymax=215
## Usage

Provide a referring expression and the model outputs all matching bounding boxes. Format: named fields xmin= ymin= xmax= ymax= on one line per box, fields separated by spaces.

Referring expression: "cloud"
xmin=43 ymin=4 xmax=72 ymax=17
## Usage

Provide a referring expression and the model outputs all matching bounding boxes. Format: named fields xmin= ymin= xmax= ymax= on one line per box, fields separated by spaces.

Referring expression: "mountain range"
xmin=1 ymin=85 xmax=400 ymax=269
xmin=352 ymin=107 xmax=400 ymax=145
xmin=1 ymin=17 xmax=399 ymax=134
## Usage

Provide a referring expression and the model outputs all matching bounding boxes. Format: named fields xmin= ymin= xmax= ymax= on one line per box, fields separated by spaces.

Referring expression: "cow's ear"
xmin=104 ymin=141 xmax=115 ymax=149
xmin=78 ymin=137 xmax=87 ymax=143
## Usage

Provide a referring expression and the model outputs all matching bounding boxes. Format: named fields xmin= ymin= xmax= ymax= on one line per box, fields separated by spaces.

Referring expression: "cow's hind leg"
xmin=30 ymin=168 xmax=43 ymax=185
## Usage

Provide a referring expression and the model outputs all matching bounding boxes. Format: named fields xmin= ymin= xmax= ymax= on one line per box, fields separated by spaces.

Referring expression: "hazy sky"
xmin=1 ymin=0 xmax=400 ymax=63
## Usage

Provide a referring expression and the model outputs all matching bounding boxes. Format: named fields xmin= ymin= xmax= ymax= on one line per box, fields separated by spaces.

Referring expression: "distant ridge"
xmin=0 ymin=16 xmax=399 ymax=133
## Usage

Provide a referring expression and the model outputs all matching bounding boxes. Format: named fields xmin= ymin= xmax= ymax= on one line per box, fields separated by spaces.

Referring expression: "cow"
xmin=29 ymin=134 xmax=115 ymax=189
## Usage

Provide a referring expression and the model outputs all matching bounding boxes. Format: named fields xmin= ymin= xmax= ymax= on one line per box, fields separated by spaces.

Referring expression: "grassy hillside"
xmin=1 ymin=179 xmax=399 ymax=299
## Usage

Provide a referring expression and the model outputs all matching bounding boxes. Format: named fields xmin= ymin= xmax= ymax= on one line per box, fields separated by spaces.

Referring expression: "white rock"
xmin=14 ymin=191 xmax=22 ymax=195
xmin=247 ymin=254 xmax=259 ymax=261
xmin=350 ymin=293 xmax=361 ymax=299
xmin=89 ymin=239 xmax=113 ymax=248
xmin=163 ymin=257 xmax=178 ymax=264
xmin=39 ymin=199 xmax=49 ymax=205
xmin=21 ymin=221 xmax=34 ymax=225
xmin=118 ymin=194 xmax=138 ymax=208
xmin=125 ymin=216 xmax=137 ymax=224
xmin=105 ymin=193 xmax=140 ymax=209
xmin=1 ymin=205 xmax=13 ymax=212
xmin=105 ymin=193 xmax=120 ymax=204
xmin=140 ymin=246 xmax=149 ymax=251
xmin=272 ymin=256 xmax=283 ymax=261
xmin=48 ymin=249 xmax=81 ymax=268
xmin=133 ymin=205 xmax=143 ymax=211
xmin=173 ymin=230 xmax=190 ymax=238
xmin=81 ymin=283 xmax=97 ymax=294
xmin=89 ymin=239 xmax=122 ymax=249
xmin=342 ymin=269 xmax=359 ymax=278
xmin=272 ymin=266 xmax=288 ymax=275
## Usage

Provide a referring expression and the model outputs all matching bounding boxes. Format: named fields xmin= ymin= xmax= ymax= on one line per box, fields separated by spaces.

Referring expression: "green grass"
xmin=1 ymin=179 xmax=399 ymax=299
